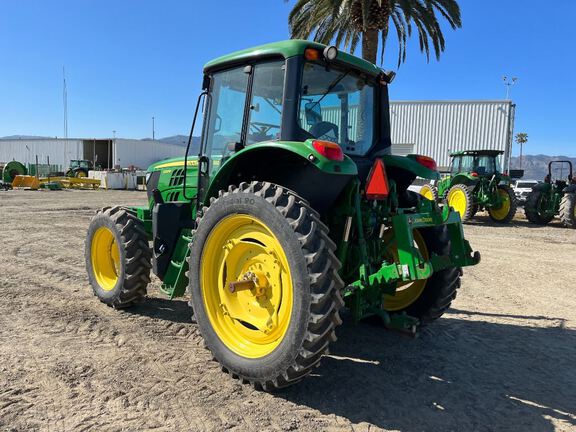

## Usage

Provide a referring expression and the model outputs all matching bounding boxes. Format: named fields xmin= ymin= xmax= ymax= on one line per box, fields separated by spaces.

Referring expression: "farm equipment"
xmin=525 ymin=160 xmax=576 ymax=227
xmin=85 ymin=41 xmax=480 ymax=390
xmin=66 ymin=159 xmax=93 ymax=178
xmin=420 ymin=150 xmax=517 ymax=223
xmin=1 ymin=160 xmax=27 ymax=184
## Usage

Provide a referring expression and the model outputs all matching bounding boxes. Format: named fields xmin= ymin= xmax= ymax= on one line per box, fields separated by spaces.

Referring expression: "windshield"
xmin=459 ymin=155 xmax=498 ymax=175
xmin=299 ymin=62 xmax=375 ymax=156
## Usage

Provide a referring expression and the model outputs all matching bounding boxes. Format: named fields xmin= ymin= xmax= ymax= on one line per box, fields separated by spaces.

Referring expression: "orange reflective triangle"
xmin=366 ymin=158 xmax=389 ymax=200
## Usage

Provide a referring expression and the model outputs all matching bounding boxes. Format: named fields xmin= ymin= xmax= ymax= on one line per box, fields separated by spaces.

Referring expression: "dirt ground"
xmin=1 ymin=189 xmax=575 ymax=432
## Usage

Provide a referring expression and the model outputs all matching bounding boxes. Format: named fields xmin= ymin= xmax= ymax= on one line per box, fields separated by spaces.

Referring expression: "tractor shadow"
xmin=125 ymin=296 xmax=192 ymax=324
xmin=280 ymin=310 xmax=576 ymax=431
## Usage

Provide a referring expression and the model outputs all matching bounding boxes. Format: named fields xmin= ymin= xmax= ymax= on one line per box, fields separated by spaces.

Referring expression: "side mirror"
xmin=304 ymin=102 xmax=322 ymax=126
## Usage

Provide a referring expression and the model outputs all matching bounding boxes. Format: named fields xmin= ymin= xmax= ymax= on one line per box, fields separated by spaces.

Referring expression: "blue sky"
xmin=0 ymin=0 xmax=574 ymax=156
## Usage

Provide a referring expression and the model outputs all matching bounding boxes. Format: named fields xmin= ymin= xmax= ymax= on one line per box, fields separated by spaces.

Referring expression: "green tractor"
xmin=66 ymin=159 xmax=93 ymax=178
xmin=85 ymin=41 xmax=480 ymax=390
xmin=420 ymin=150 xmax=517 ymax=223
xmin=525 ymin=160 xmax=576 ymax=227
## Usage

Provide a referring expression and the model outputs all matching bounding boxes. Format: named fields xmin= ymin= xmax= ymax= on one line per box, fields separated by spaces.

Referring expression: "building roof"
xmin=203 ymin=39 xmax=383 ymax=76
xmin=450 ymin=150 xmax=505 ymax=157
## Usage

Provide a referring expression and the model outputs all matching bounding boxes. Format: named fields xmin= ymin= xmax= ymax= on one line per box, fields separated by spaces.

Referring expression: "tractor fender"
xmin=564 ymin=184 xmax=576 ymax=193
xmin=450 ymin=174 xmax=480 ymax=188
xmin=532 ymin=182 xmax=552 ymax=193
xmin=204 ymin=141 xmax=357 ymax=215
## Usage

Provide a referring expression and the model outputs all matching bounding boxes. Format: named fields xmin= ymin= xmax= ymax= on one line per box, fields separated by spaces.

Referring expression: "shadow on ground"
xmin=124 ymin=298 xmax=575 ymax=431
xmin=280 ymin=311 xmax=576 ymax=431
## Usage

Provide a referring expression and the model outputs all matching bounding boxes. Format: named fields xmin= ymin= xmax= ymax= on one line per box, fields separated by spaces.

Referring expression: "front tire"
xmin=188 ymin=182 xmax=344 ymax=390
xmin=488 ymin=185 xmax=517 ymax=223
xmin=447 ymin=184 xmax=474 ymax=221
xmin=85 ymin=206 xmax=152 ymax=307
xmin=419 ymin=184 xmax=438 ymax=202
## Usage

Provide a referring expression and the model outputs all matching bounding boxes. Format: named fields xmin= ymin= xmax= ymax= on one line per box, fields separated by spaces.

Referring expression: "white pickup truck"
xmin=512 ymin=180 xmax=540 ymax=205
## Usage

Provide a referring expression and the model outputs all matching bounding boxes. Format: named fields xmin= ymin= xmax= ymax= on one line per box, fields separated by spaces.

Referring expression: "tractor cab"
xmin=449 ymin=150 xmax=505 ymax=180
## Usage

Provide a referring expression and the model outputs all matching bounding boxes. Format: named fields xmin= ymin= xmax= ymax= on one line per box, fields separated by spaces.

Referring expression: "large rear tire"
xmin=488 ymin=185 xmax=517 ymax=223
xmin=188 ymin=182 xmax=344 ymax=390
xmin=559 ymin=192 xmax=576 ymax=228
xmin=383 ymin=225 xmax=461 ymax=324
xmin=85 ymin=206 xmax=152 ymax=307
xmin=447 ymin=184 xmax=474 ymax=221
xmin=525 ymin=190 xmax=554 ymax=225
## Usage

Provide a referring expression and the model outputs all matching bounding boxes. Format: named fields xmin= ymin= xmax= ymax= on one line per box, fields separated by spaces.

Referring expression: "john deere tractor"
xmin=420 ymin=150 xmax=517 ymax=223
xmin=66 ymin=159 xmax=93 ymax=178
xmin=85 ymin=41 xmax=480 ymax=390
xmin=525 ymin=160 xmax=576 ymax=227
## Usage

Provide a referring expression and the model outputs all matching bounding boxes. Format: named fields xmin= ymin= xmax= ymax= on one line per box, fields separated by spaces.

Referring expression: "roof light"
xmin=323 ymin=45 xmax=338 ymax=61
xmin=365 ymin=159 xmax=389 ymax=200
xmin=312 ymin=140 xmax=344 ymax=161
xmin=415 ymin=155 xmax=437 ymax=171
xmin=304 ymin=48 xmax=321 ymax=61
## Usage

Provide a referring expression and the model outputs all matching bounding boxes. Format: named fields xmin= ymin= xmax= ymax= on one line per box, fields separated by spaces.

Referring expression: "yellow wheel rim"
xmin=383 ymin=230 xmax=429 ymax=311
xmin=91 ymin=227 xmax=121 ymax=291
xmin=489 ymin=188 xmax=512 ymax=220
xmin=448 ymin=188 xmax=468 ymax=219
xmin=200 ymin=214 xmax=293 ymax=359
xmin=420 ymin=186 xmax=434 ymax=201
xmin=76 ymin=171 xmax=87 ymax=178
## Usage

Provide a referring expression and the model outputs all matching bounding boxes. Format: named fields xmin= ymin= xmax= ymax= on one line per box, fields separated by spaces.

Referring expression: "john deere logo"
xmin=415 ymin=217 xmax=433 ymax=224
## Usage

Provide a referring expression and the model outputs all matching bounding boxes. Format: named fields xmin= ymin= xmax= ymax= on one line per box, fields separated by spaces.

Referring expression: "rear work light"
xmin=365 ymin=158 xmax=389 ymax=200
xmin=312 ymin=140 xmax=344 ymax=161
xmin=471 ymin=172 xmax=479 ymax=177
xmin=414 ymin=155 xmax=437 ymax=171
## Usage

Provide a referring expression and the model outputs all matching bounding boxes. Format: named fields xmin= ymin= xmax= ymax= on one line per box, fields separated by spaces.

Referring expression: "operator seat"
xmin=310 ymin=121 xmax=339 ymax=142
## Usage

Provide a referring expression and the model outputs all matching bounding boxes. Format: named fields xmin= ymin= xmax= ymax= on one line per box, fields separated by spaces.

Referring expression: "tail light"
xmin=312 ymin=140 xmax=344 ymax=161
xmin=365 ymin=158 xmax=389 ymax=200
xmin=414 ymin=155 xmax=437 ymax=171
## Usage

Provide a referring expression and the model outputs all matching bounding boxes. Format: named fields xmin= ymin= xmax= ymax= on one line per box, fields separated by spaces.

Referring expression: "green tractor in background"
xmin=85 ymin=40 xmax=479 ymax=390
xmin=66 ymin=159 xmax=93 ymax=178
xmin=420 ymin=150 xmax=517 ymax=223
xmin=525 ymin=160 xmax=576 ymax=227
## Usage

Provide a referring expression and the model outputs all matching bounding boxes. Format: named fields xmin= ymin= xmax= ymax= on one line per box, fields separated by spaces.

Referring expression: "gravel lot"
xmin=1 ymin=189 xmax=575 ymax=432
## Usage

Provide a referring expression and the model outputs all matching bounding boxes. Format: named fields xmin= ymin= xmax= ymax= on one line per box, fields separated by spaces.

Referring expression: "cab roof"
xmin=450 ymin=150 xmax=504 ymax=157
xmin=203 ymin=39 xmax=383 ymax=77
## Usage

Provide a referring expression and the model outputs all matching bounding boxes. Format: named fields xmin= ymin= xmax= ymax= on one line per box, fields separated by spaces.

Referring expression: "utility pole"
xmin=152 ymin=116 xmax=155 ymax=140
xmin=503 ymin=76 xmax=518 ymax=100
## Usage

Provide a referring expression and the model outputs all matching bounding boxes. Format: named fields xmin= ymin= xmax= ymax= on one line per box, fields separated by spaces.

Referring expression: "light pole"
xmin=503 ymin=76 xmax=518 ymax=100
xmin=152 ymin=116 xmax=155 ymax=140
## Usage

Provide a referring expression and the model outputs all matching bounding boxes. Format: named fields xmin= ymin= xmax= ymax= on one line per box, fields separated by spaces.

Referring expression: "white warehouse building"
xmin=390 ymin=100 xmax=515 ymax=170
xmin=0 ymin=138 xmax=185 ymax=170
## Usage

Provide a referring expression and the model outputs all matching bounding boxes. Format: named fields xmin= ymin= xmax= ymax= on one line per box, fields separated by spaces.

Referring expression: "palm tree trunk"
xmin=362 ymin=29 xmax=379 ymax=63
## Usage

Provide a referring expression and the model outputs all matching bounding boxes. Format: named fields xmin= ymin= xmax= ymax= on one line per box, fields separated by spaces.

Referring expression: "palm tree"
xmin=515 ymin=132 xmax=528 ymax=169
xmin=287 ymin=0 xmax=462 ymax=65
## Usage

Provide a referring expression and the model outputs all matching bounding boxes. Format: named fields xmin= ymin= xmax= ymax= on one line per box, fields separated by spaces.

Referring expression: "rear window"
xmin=516 ymin=182 xmax=537 ymax=188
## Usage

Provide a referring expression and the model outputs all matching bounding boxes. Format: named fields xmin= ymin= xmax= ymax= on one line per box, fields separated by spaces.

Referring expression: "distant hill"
xmin=510 ymin=155 xmax=576 ymax=181
xmin=155 ymin=135 xmax=201 ymax=154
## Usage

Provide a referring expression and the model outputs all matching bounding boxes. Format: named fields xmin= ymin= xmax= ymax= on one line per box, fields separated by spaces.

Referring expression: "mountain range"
xmin=509 ymin=155 xmax=576 ymax=181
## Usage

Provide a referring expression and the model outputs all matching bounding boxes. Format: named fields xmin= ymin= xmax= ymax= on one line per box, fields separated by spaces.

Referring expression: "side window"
xmin=204 ymin=67 xmax=249 ymax=170
xmin=247 ymin=61 xmax=285 ymax=145
xmin=451 ymin=157 xmax=460 ymax=175
xmin=460 ymin=156 xmax=474 ymax=172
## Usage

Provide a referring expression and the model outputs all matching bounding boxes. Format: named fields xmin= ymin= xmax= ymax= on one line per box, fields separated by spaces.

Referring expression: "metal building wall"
xmin=113 ymin=139 xmax=185 ymax=169
xmin=389 ymin=101 xmax=515 ymax=169
xmin=0 ymin=139 xmax=83 ymax=168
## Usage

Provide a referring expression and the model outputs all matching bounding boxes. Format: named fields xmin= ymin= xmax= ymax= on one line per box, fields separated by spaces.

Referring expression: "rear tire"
xmin=525 ymin=190 xmax=554 ymax=225
xmin=85 ymin=206 xmax=152 ymax=307
xmin=447 ymin=184 xmax=474 ymax=221
xmin=385 ymin=225 xmax=461 ymax=324
xmin=188 ymin=181 xmax=344 ymax=390
xmin=559 ymin=192 xmax=576 ymax=228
